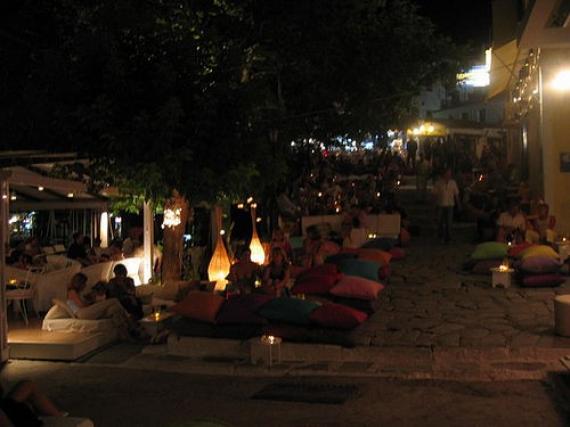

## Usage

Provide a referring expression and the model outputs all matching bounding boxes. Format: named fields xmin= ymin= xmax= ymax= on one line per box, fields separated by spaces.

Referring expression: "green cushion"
xmin=471 ymin=242 xmax=508 ymax=260
xmin=258 ymin=297 xmax=320 ymax=325
xmin=338 ymin=259 xmax=381 ymax=282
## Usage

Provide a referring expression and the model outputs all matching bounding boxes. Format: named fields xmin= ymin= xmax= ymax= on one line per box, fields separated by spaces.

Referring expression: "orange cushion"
xmin=170 ymin=292 xmax=225 ymax=323
xmin=356 ymin=248 xmax=392 ymax=266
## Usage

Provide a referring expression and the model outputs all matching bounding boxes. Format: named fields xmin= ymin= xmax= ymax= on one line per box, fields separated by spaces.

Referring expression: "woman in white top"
xmin=66 ymin=273 xmax=133 ymax=339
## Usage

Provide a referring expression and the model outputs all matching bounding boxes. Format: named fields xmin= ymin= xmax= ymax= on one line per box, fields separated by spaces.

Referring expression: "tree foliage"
xmin=0 ymin=0 xmax=461 ymax=203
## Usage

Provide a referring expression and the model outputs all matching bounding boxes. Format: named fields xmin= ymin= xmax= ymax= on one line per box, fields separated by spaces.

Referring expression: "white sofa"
xmin=42 ymin=300 xmax=119 ymax=337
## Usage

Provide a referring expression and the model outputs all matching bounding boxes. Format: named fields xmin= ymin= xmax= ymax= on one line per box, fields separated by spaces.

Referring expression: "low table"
xmin=139 ymin=312 xmax=174 ymax=339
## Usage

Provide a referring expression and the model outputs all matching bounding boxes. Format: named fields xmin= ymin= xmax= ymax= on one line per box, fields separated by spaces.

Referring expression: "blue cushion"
xmin=361 ymin=238 xmax=397 ymax=251
xmin=258 ymin=297 xmax=320 ymax=325
xmin=338 ymin=259 xmax=381 ymax=282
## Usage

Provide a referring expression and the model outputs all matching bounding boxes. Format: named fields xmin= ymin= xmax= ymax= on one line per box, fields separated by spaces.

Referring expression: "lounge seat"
xmin=42 ymin=300 xmax=118 ymax=336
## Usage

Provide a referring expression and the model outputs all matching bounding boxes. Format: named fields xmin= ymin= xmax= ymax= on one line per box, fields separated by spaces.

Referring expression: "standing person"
xmin=433 ymin=169 xmax=460 ymax=243
xmin=406 ymin=138 xmax=418 ymax=170
xmin=415 ymin=154 xmax=430 ymax=202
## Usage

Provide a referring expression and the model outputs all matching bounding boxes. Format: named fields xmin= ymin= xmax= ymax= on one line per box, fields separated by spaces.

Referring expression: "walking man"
xmin=406 ymin=138 xmax=418 ymax=170
xmin=433 ymin=169 xmax=460 ymax=243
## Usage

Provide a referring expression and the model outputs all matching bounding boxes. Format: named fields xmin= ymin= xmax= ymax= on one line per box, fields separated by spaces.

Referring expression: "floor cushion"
xmin=309 ymin=303 xmax=368 ymax=330
xmin=292 ymin=272 xmax=341 ymax=295
xmin=330 ymin=275 xmax=385 ymax=301
xmin=508 ymin=242 xmax=535 ymax=258
xmin=356 ymin=248 xmax=392 ymax=266
xmin=471 ymin=242 xmax=508 ymax=260
xmin=216 ymin=294 xmax=273 ymax=325
xmin=338 ymin=259 xmax=381 ymax=282
xmin=361 ymin=238 xmax=397 ymax=251
xmin=520 ymin=256 xmax=562 ymax=274
xmin=521 ymin=274 xmax=565 ymax=288
xmin=332 ymin=296 xmax=380 ymax=315
xmin=471 ymin=259 xmax=503 ymax=274
xmin=521 ymin=245 xmax=559 ymax=261
xmin=258 ymin=297 xmax=320 ymax=325
xmin=326 ymin=252 xmax=358 ymax=266
xmin=170 ymin=292 xmax=225 ymax=323
xmin=389 ymin=247 xmax=406 ymax=260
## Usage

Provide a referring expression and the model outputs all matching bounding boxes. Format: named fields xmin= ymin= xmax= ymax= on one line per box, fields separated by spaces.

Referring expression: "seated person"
xmin=66 ymin=273 xmax=137 ymax=339
xmin=107 ymin=264 xmax=143 ymax=320
xmin=67 ymin=232 xmax=91 ymax=266
xmin=227 ymin=246 xmax=261 ymax=294
xmin=496 ymin=200 xmax=526 ymax=244
xmin=302 ymin=231 xmax=325 ymax=268
xmin=102 ymin=240 xmax=123 ymax=261
xmin=526 ymin=202 xmax=556 ymax=243
xmin=0 ymin=380 xmax=65 ymax=427
xmin=270 ymin=228 xmax=293 ymax=261
xmin=262 ymin=247 xmax=291 ymax=297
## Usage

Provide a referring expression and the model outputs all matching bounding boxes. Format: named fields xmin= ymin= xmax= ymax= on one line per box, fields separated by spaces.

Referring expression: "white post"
xmin=0 ymin=172 xmax=11 ymax=361
xmin=99 ymin=211 xmax=109 ymax=248
xmin=143 ymin=202 xmax=154 ymax=284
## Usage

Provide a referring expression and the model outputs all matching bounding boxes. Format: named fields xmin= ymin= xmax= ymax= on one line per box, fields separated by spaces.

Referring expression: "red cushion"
xmin=330 ymin=275 xmax=385 ymax=300
xmin=389 ymin=247 xmax=406 ymax=260
xmin=521 ymin=274 xmax=565 ymax=287
xmin=309 ymin=303 xmax=368 ymax=330
xmin=170 ymin=292 xmax=225 ymax=323
xmin=292 ymin=272 xmax=341 ymax=295
xmin=297 ymin=263 xmax=339 ymax=279
xmin=508 ymin=242 xmax=535 ymax=258
xmin=356 ymin=248 xmax=392 ymax=266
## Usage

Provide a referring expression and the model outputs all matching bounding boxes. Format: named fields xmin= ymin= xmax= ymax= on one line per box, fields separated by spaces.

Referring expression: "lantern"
xmin=249 ymin=205 xmax=266 ymax=265
xmin=207 ymin=206 xmax=231 ymax=291
xmin=163 ymin=208 xmax=182 ymax=228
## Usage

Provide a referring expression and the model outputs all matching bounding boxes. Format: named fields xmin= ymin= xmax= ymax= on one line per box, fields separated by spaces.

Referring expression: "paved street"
xmin=1 ymin=360 xmax=568 ymax=427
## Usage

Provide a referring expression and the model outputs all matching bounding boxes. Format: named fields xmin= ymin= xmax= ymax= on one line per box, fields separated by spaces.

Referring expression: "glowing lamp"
xmin=208 ymin=207 xmax=231 ymax=291
xmin=67 ymin=193 xmax=74 ymax=198
xmin=249 ymin=206 xmax=266 ymax=265
xmin=163 ymin=208 xmax=182 ymax=228
xmin=552 ymin=70 xmax=570 ymax=92
xmin=38 ymin=187 xmax=44 ymax=191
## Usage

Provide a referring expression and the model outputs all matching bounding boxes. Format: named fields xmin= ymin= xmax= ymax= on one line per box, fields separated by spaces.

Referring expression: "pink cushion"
xmin=330 ymin=275 xmax=385 ymax=301
xmin=389 ymin=247 xmax=406 ymax=260
xmin=520 ymin=256 xmax=562 ymax=273
xmin=522 ymin=274 xmax=565 ymax=287
xmin=309 ymin=303 xmax=368 ymax=330
xmin=292 ymin=272 xmax=341 ymax=295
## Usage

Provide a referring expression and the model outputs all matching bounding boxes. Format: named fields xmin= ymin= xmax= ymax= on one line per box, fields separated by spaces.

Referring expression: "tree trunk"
xmin=162 ymin=190 xmax=190 ymax=286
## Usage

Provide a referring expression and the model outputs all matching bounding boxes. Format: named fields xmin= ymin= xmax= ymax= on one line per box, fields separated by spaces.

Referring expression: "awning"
xmin=488 ymin=39 xmax=520 ymax=100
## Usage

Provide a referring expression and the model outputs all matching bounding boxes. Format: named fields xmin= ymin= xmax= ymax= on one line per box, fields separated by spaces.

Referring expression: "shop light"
xmin=552 ymin=70 xmax=570 ymax=92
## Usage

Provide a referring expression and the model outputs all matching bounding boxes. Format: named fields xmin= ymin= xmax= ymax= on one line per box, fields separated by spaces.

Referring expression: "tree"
xmin=0 ymin=0 xmax=460 ymax=282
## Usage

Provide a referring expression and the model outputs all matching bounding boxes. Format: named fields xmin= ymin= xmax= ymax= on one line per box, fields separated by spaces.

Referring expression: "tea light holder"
xmin=260 ymin=334 xmax=282 ymax=368
xmin=491 ymin=263 xmax=514 ymax=288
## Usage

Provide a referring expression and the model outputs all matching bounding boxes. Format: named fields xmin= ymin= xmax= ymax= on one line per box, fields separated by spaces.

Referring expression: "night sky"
xmin=415 ymin=0 xmax=493 ymax=46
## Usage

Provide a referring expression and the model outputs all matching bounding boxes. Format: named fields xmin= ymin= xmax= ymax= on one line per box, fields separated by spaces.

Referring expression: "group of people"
xmin=66 ymin=263 xmax=145 ymax=339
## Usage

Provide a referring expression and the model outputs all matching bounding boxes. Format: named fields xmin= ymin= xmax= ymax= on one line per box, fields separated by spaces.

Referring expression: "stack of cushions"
xmin=468 ymin=242 xmax=509 ymax=274
xmin=517 ymin=245 xmax=564 ymax=287
xmin=309 ymin=303 xmax=368 ymax=330
xmin=216 ymin=294 xmax=273 ymax=325
xmin=354 ymin=248 xmax=391 ymax=279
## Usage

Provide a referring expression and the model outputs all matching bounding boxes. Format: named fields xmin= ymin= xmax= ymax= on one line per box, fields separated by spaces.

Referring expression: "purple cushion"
xmin=216 ymin=294 xmax=273 ymax=325
xmin=520 ymin=256 xmax=562 ymax=274
xmin=521 ymin=274 xmax=565 ymax=288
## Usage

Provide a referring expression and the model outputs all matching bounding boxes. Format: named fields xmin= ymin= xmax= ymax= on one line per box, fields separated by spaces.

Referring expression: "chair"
xmin=34 ymin=265 xmax=82 ymax=312
xmin=81 ymin=261 xmax=114 ymax=290
xmin=6 ymin=269 xmax=37 ymax=325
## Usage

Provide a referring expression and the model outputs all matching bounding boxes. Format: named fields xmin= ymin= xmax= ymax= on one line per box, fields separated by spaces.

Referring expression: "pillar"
xmin=0 ymin=173 xmax=11 ymax=361
xmin=99 ymin=211 xmax=109 ymax=248
xmin=143 ymin=202 xmax=154 ymax=284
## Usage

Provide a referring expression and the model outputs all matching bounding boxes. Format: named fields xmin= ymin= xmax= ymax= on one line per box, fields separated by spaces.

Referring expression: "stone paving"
xmin=350 ymin=233 xmax=570 ymax=350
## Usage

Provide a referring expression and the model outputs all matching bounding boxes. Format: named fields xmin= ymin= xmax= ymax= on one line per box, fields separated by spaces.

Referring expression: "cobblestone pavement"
xmin=351 ymin=233 xmax=570 ymax=350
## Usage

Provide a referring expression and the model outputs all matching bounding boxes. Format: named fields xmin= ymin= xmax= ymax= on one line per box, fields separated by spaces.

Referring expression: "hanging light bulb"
xmin=208 ymin=206 xmax=231 ymax=291
xmin=249 ymin=205 xmax=266 ymax=265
